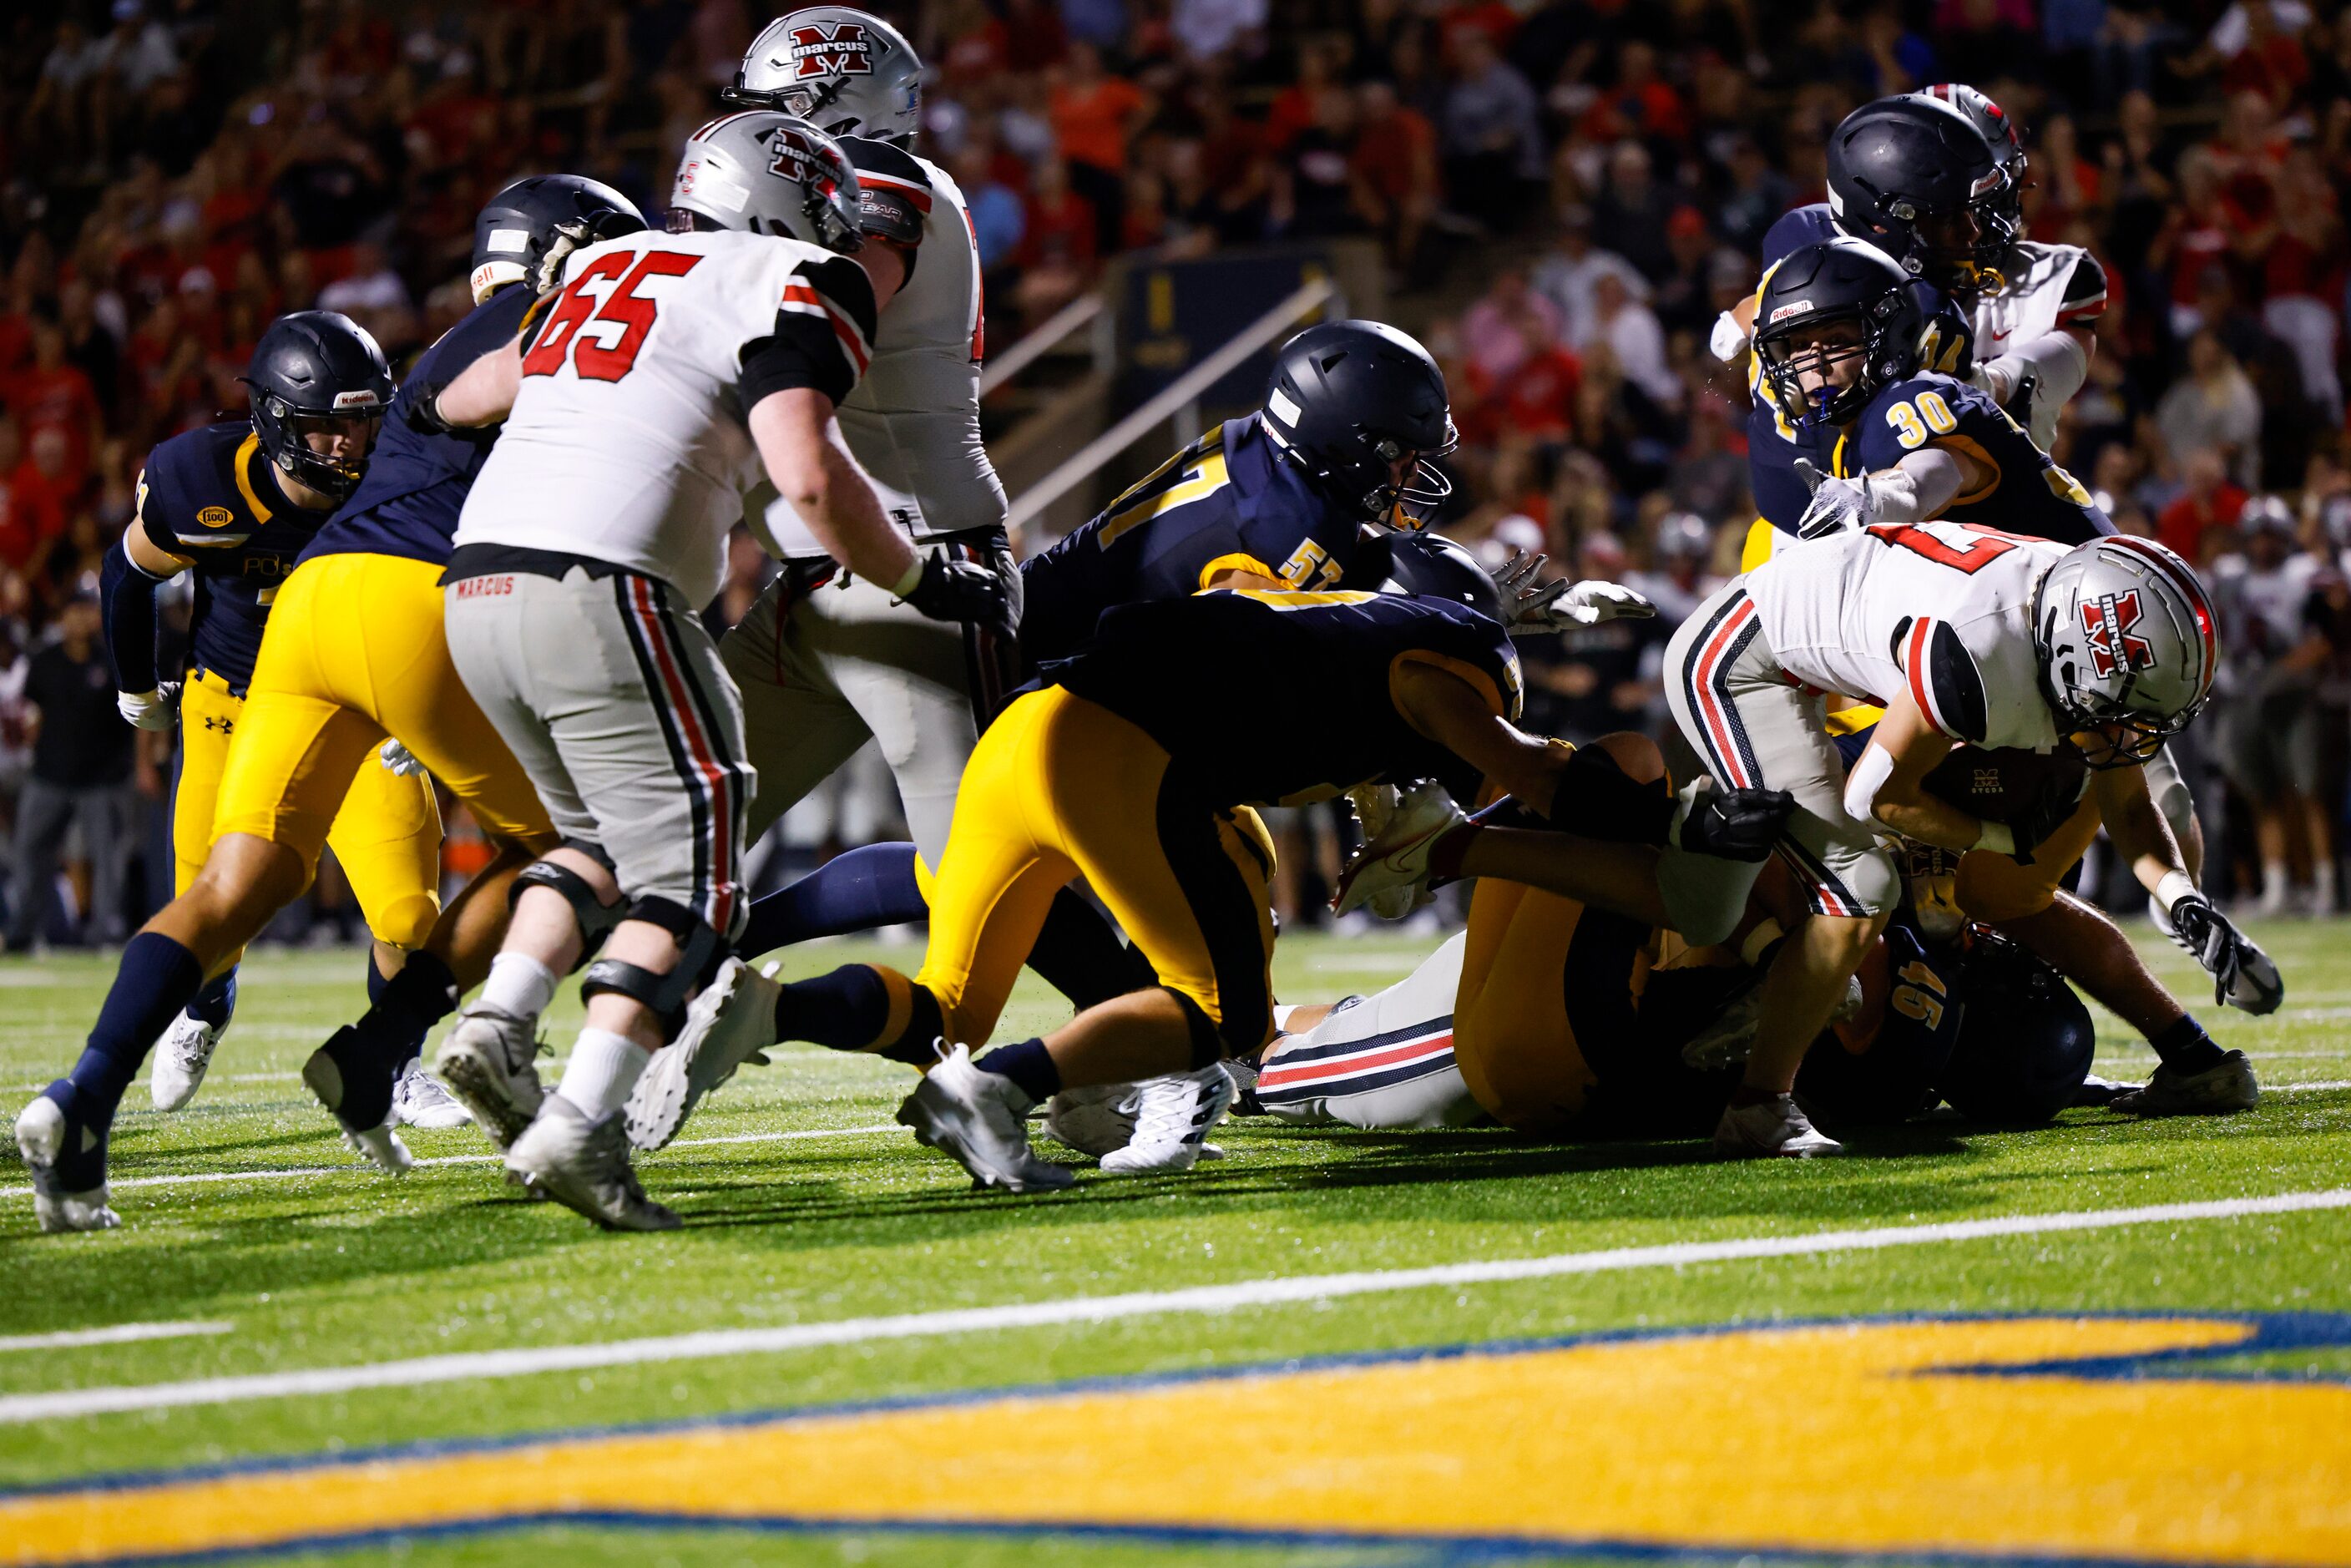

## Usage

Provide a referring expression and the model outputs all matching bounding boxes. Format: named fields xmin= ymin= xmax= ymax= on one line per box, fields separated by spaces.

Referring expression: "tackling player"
xmin=427 ymin=113 xmax=1008 ymax=1230
xmin=97 ymin=314 xmax=455 ymax=1127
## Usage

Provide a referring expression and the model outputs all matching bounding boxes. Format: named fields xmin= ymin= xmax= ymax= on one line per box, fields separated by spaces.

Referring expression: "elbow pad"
xmin=1843 ymin=741 xmax=1896 ymax=825
xmin=99 ymin=534 xmax=165 ymax=693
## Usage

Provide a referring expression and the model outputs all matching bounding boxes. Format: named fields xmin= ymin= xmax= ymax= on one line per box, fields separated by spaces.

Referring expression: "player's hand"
xmin=902 ymin=549 xmax=1017 ymax=640
xmin=378 ymin=738 xmax=427 ymax=778
xmin=2008 ymin=768 xmax=2087 ymax=865
xmin=1669 ymin=778 xmax=1794 ymax=862
xmin=1794 ymin=460 xmax=1875 ymax=540
xmin=1491 ymin=551 xmax=1655 ymax=634
xmin=2168 ymin=893 xmax=2249 ymax=1005
xmin=117 ymin=683 xmax=180 ymax=731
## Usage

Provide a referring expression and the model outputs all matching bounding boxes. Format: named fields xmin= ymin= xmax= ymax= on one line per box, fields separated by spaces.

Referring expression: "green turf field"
xmin=3 ymin=922 xmax=2348 ymax=1568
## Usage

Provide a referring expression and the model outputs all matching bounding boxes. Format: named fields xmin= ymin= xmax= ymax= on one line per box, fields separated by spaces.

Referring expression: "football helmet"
xmin=2032 ymin=535 xmax=2218 ymax=768
xmin=1936 ymin=927 xmax=2095 ymax=1125
xmin=1656 ymin=511 xmax=1714 ymax=561
xmin=240 ymin=311 xmax=394 ymax=501
xmin=1828 ymin=93 xmax=2010 ymax=291
xmin=1383 ymin=529 xmax=1508 ymax=624
xmin=1751 ymin=239 xmax=1923 ymax=427
xmin=1261 ymin=319 xmax=1459 ymax=529
xmin=669 ymin=112 xmax=863 ymax=253
xmin=1925 ymin=82 xmax=2026 ymax=249
xmin=726 ymin=8 xmax=923 ymax=145
xmin=470 ymin=175 xmax=647 ymax=305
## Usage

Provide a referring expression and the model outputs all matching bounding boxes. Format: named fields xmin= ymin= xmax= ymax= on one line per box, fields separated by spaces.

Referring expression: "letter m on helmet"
xmin=2080 ymin=590 xmax=2154 ymax=680
xmin=791 ymin=21 xmax=872 ymax=78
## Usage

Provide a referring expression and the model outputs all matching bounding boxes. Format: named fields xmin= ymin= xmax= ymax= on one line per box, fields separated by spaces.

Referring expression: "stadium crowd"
xmin=2 ymin=0 xmax=2348 ymax=946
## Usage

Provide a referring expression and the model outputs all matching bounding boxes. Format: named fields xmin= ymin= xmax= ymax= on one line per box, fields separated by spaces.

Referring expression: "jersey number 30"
xmin=522 ymin=250 xmax=705 ymax=382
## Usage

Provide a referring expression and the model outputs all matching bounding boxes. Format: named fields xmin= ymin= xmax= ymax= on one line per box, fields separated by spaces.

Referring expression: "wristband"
xmin=1969 ymin=819 xmax=2015 ymax=857
xmin=889 ymin=558 xmax=925 ymax=598
xmin=2155 ymin=869 xmax=2197 ymax=915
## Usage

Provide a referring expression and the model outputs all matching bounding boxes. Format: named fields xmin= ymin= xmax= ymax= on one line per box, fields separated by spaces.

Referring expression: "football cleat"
xmin=1100 ymin=1065 xmax=1236 ymax=1175
xmin=2222 ymin=935 xmax=2285 ymax=1016
xmin=1332 ymin=784 xmax=1469 ymax=916
xmin=2111 ymin=1049 xmax=2259 ymax=1116
xmin=301 ymin=1043 xmax=412 ymax=1174
xmin=505 ymin=1095 xmax=679 ymax=1232
xmin=625 ymin=957 xmax=779 ymax=1152
xmin=15 ymin=1094 xmax=120 ymax=1234
xmin=149 ymin=1012 xmax=225 ymax=1111
xmin=1042 ymin=1080 xmax=1137 ymax=1157
xmin=897 ymin=1044 xmax=1074 ymax=1194
xmin=389 ymin=1057 xmax=473 ymax=1130
xmin=436 ymin=1004 xmax=549 ymax=1151
xmin=1712 ymin=1093 xmax=1843 ymax=1158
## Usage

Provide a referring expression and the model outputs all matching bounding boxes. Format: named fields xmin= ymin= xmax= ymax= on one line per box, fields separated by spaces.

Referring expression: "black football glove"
xmin=2167 ymin=892 xmax=2246 ymax=1006
xmin=902 ymin=548 xmax=1017 ymax=640
xmin=2008 ymin=769 xmax=2087 ymax=866
xmin=1671 ymin=783 xmax=1795 ymax=862
xmin=402 ymin=383 xmax=497 ymax=441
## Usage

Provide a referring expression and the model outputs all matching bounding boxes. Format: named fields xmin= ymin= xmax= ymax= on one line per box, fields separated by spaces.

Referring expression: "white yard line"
xmin=0 ymin=1124 xmax=904 ymax=1200
xmin=0 ymin=1322 xmax=232 ymax=1354
xmin=4 ymin=1186 xmax=2345 ymax=1424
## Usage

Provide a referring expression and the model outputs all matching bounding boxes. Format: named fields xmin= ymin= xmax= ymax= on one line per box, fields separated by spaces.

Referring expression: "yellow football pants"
xmin=213 ymin=553 xmax=554 ymax=866
xmin=180 ymin=670 xmax=442 ymax=952
xmin=913 ymin=685 xmax=1277 ymax=1053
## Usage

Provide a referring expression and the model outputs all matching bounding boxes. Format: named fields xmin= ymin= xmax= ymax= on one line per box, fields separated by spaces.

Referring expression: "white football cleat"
xmin=1712 ymin=1093 xmax=1843 ymax=1158
xmin=149 ymin=1012 xmax=225 ymax=1111
xmin=2112 ymin=1050 xmax=2259 ymax=1116
xmin=897 ymin=1044 xmax=1074 ymax=1194
xmin=626 ymin=957 xmax=780 ymax=1152
xmin=505 ymin=1095 xmax=679 ymax=1232
xmin=1100 ymin=1065 xmax=1236 ymax=1175
xmin=435 ymin=1004 xmax=548 ymax=1151
xmin=390 ymin=1057 xmax=473 ymax=1130
xmin=14 ymin=1095 xmax=120 ymax=1234
xmin=1331 ymin=784 xmax=1468 ymax=917
xmin=2222 ymin=938 xmax=2285 ymax=1016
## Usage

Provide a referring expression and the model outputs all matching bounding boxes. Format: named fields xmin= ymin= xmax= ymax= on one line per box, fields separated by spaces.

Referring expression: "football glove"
xmin=901 ymin=549 xmax=1017 ymax=640
xmin=1793 ymin=459 xmax=1876 ymax=540
xmin=378 ymin=738 xmax=427 ymax=778
xmin=1491 ymin=551 xmax=1656 ymax=635
xmin=117 ymin=682 xmax=180 ymax=731
xmin=2167 ymin=893 xmax=2268 ymax=1009
xmin=1668 ymin=779 xmax=1795 ymax=862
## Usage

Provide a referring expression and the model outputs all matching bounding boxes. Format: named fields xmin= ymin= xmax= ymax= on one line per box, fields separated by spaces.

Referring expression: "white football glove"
xmin=1343 ymin=785 xmax=1424 ymax=918
xmin=1490 ymin=550 xmax=1656 ymax=635
xmin=1793 ymin=459 xmax=1877 ymax=540
xmin=117 ymin=683 xmax=180 ymax=731
xmin=378 ymin=738 xmax=427 ymax=778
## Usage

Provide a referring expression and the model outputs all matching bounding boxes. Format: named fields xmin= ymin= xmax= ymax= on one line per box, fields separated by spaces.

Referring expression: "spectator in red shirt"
xmin=1015 ymin=158 xmax=1099 ymax=327
xmin=1050 ymin=42 xmax=1149 ymax=256
xmin=3 ymin=319 xmax=100 ymax=488
xmin=1578 ymin=42 xmax=1691 ymax=146
xmin=5 ymin=426 xmax=82 ymax=572
xmin=2159 ymin=448 xmax=2251 ymax=565
xmin=1350 ymin=80 xmax=1441 ymax=273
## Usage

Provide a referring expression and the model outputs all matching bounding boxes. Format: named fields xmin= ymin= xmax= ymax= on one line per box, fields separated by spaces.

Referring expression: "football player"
xmin=95 ymin=313 xmax=459 ymax=1128
xmin=751 ymin=552 xmax=1790 ymax=1193
xmin=13 ymin=178 xmax=645 ymax=1232
xmin=427 ymin=114 xmax=1007 ymax=1231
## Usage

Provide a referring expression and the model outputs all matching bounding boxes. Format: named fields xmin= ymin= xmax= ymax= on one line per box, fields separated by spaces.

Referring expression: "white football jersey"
xmin=1972 ymin=241 xmax=2106 ymax=449
xmin=1746 ymin=522 xmax=2070 ymax=751
xmin=759 ymin=139 xmax=1002 ymax=559
xmin=458 ymin=228 xmax=874 ymax=609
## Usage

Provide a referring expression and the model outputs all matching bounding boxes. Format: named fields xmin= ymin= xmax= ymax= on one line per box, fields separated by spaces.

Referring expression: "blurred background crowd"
xmin=3 ymin=0 xmax=2350 ymax=948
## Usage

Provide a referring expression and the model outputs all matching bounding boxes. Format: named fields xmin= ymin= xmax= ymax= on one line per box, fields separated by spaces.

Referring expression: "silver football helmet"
xmin=726 ymin=8 xmax=923 ymax=146
xmin=669 ymin=112 xmax=863 ymax=253
xmin=2032 ymin=535 xmax=2218 ymax=768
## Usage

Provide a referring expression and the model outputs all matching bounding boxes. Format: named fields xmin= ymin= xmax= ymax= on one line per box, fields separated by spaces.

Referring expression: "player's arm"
xmin=1973 ymin=254 xmax=2104 ymax=417
xmin=749 ymin=386 xmax=912 ymax=589
xmin=1842 ymin=690 xmax=1977 ymax=848
xmin=1392 ymin=662 xmax=1573 ymax=812
xmin=2092 ymin=761 xmax=2188 ymax=896
xmin=423 ymin=336 xmax=523 ymax=429
xmin=104 ymin=478 xmax=195 ymax=731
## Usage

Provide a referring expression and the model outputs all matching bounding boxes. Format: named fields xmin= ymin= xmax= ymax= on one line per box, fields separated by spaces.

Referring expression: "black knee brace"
xmin=578 ymin=896 xmax=729 ymax=1041
xmin=1161 ymin=986 xmax=1228 ymax=1070
xmin=510 ymin=841 xmax=625 ymax=970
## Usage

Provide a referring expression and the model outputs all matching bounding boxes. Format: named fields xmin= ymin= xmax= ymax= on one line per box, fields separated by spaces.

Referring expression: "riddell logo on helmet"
xmin=791 ymin=21 xmax=871 ymax=78
xmin=1767 ymin=301 xmax=1814 ymax=322
xmin=2081 ymin=590 xmax=2155 ymax=679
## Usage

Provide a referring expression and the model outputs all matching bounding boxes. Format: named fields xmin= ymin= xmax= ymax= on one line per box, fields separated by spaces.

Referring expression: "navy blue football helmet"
xmin=1934 ymin=928 xmax=2096 ymax=1124
xmin=1752 ymin=239 xmax=1923 ymax=428
xmin=1261 ymin=320 xmax=1459 ymax=529
xmin=1828 ymin=94 xmax=2012 ymax=291
xmin=470 ymin=175 xmax=648 ymax=305
xmin=240 ymin=311 xmax=394 ymax=501
xmin=1383 ymin=530 xmax=1508 ymax=625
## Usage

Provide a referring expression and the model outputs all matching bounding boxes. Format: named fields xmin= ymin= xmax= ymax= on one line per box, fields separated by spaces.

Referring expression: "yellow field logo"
xmin=195 ymin=505 xmax=235 ymax=529
xmin=5 ymin=1313 xmax=2348 ymax=1565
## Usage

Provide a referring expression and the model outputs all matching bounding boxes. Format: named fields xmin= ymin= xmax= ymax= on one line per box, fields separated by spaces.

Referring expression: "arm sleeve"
xmin=100 ymin=532 xmax=164 ymax=693
xmin=738 ymin=255 xmax=877 ymax=412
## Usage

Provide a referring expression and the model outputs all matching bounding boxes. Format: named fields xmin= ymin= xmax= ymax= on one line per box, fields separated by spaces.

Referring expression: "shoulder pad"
xmin=843 ymin=135 xmax=931 ymax=245
xmin=1905 ymin=617 xmax=1990 ymax=743
xmin=1760 ymin=204 xmax=1838 ymax=268
xmin=2058 ymin=250 xmax=2107 ymax=325
xmin=142 ymin=425 xmax=257 ymax=549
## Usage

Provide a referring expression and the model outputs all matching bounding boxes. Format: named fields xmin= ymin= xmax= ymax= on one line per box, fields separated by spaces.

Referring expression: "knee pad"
xmin=1161 ymin=986 xmax=1229 ymax=1070
xmin=510 ymin=842 xmax=624 ymax=969
xmin=367 ymin=891 xmax=442 ymax=953
xmin=578 ymin=896 xmax=729 ymax=1040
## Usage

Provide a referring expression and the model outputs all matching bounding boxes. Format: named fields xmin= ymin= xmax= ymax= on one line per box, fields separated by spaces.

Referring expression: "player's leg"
xmin=1245 ymin=932 xmax=1479 ymax=1130
xmin=148 ymin=673 xmax=245 ymax=1112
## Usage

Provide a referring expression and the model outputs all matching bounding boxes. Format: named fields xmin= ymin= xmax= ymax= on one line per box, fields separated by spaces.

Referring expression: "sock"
xmin=975 ymin=1037 xmax=1059 ymax=1102
xmin=479 ymin=953 xmax=559 ymax=1021
xmin=739 ymin=842 xmax=928 ymax=956
xmin=557 ymin=1027 xmax=650 ymax=1119
xmin=186 ymin=969 xmax=238 ymax=1030
xmin=2151 ymin=1014 xmax=2227 ymax=1075
xmin=2262 ymin=860 xmax=2290 ymax=898
xmin=773 ymin=963 xmax=940 ymax=1063
xmin=366 ymin=953 xmax=428 ymax=1069
xmin=64 ymin=933 xmax=206 ymax=1130
xmin=1025 ymin=889 xmax=1155 ymax=1009
xmin=353 ymin=950 xmax=458 ymax=1051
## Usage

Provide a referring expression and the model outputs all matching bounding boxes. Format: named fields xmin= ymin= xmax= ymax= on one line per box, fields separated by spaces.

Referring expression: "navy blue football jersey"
xmin=137 ymin=422 xmax=332 ymax=691
xmin=1019 ymin=416 xmax=1369 ymax=663
xmin=1749 ymin=203 xmax=1978 ymax=534
xmin=301 ymin=283 xmax=536 ymax=568
xmin=1039 ymin=589 xmax=1522 ymax=808
xmin=1839 ymin=372 xmax=2112 ymax=544
xmin=1793 ymin=916 xmax=1964 ymax=1125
